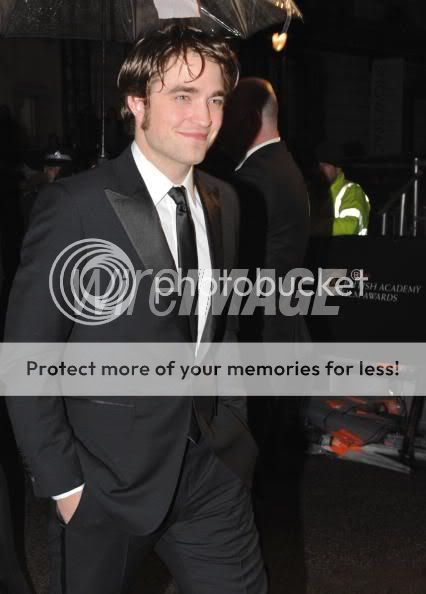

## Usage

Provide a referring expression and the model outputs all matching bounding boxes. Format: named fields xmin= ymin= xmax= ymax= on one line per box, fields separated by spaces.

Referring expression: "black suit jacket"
xmin=5 ymin=147 xmax=257 ymax=534
xmin=234 ymin=140 xmax=310 ymax=341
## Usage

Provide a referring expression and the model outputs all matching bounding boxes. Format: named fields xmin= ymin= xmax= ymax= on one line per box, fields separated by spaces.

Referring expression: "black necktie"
xmin=168 ymin=186 xmax=198 ymax=275
xmin=168 ymin=186 xmax=198 ymax=341
xmin=169 ymin=186 xmax=201 ymax=444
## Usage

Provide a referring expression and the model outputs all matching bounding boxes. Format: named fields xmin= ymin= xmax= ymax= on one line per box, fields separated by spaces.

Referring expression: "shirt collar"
xmin=235 ymin=137 xmax=281 ymax=171
xmin=131 ymin=140 xmax=197 ymax=206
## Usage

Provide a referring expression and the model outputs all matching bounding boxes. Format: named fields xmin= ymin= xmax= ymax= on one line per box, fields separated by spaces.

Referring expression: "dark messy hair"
xmin=117 ymin=24 xmax=239 ymax=122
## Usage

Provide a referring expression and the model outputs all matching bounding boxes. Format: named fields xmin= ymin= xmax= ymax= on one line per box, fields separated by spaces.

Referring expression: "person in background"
xmin=215 ymin=77 xmax=310 ymax=593
xmin=317 ymin=142 xmax=370 ymax=236
xmin=20 ymin=150 xmax=73 ymax=227
xmin=216 ymin=77 xmax=310 ymax=457
xmin=217 ymin=77 xmax=310 ymax=342
xmin=43 ymin=150 xmax=73 ymax=183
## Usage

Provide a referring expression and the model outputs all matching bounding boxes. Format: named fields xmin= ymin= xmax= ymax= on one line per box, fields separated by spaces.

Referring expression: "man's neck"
xmin=235 ymin=135 xmax=281 ymax=172
xmin=249 ymin=127 xmax=280 ymax=151
xmin=135 ymin=137 xmax=190 ymax=185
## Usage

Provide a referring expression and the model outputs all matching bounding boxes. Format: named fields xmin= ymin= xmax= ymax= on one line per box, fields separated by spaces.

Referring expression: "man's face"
xmin=129 ymin=52 xmax=226 ymax=182
xmin=319 ymin=162 xmax=339 ymax=184
xmin=44 ymin=165 xmax=61 ymax=183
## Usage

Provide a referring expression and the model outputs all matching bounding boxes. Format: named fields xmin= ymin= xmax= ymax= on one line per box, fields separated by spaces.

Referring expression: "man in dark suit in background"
xmin=217 ymin=77 xmax=310 ymax=447
xmin=215 ymin=75 xmax=310 ymax=594
xmin=5 ymin=27 xmax=266 ymax=594
xmin=219 ymin=77 xmax=310 ymax=342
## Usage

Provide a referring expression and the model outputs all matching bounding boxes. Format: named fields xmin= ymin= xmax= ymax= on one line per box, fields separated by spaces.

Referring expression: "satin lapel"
xmin=106 ymin=186 xmax=196 ymax=342
xmin=195 ymin=172 xmax=224 ymax=344
xmin=105 ymin=155 xmax=176 ymax=274
xmin=106 ymin=148 xmax=192 ymax=342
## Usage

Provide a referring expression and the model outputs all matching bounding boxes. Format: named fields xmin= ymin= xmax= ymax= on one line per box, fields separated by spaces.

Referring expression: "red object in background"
xmin=326 ymin=397 xmax=404 ymax=417
xmin=326 ymin=399 xmax=346 ymax=410
xmin=330 ymin=429 xmax=364 ymax=456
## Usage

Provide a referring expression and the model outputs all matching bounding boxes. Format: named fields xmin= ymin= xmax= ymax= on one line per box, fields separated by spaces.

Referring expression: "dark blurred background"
xmin=1 ymin=4 xmax=426 ymax=593
xmin=2 ymin=0 xmax=426 ymax=229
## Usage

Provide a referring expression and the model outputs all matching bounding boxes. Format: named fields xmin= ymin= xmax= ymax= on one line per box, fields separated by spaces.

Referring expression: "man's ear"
xmin=127 ymin=96 xmax=146 ymax=119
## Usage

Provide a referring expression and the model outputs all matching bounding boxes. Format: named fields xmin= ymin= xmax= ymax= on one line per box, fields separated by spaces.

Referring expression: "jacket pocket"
xmin=65 ymin=398 xmax=136 ymax=470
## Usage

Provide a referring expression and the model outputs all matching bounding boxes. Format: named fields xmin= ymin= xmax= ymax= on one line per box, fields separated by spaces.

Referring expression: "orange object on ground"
xmin=330 ymin=429 xmax=364 ymax=456
xmin=326 ymin=399 xmax=346 ymax=410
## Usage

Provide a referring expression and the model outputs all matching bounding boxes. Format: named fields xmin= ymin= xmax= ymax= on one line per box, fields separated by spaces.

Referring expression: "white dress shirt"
xmin=131 ymin=141 xmax=212 ymax=346
xmin=54 ymin=142 xmax=213 ymax=500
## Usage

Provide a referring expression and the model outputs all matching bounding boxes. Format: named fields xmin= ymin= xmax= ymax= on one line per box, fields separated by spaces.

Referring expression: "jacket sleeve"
xmin=4 ymin=182 xmax=85 ymax=498
xmin=333 ymin=185 xmax=370 ymax=236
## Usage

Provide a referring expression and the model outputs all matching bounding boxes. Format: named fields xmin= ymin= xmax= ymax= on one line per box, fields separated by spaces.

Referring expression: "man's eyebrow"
xmin=167 ymin=85 xmax=198 ymax=95
xmin=167 ymin=85 xmax=226 ymax=97
xmin=210 ymin=90 xmax=226 ymax=98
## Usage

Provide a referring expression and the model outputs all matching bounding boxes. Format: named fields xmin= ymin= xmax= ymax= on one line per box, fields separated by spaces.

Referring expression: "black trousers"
xmin=48 ymin=438 xmax=267 ymax=594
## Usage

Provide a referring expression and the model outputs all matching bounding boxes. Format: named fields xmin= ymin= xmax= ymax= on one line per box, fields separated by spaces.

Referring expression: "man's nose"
xmin=192 ymin=100 xmax=212 ymax=127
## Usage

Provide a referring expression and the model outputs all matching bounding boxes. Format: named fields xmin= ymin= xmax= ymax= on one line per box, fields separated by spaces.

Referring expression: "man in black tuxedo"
xmin=5 ymin=27 xmax=266 ymax=594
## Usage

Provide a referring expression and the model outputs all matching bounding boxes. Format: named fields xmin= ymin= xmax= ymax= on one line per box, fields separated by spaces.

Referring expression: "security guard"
xmin=317 ymin=144 xmax=370 ymax=236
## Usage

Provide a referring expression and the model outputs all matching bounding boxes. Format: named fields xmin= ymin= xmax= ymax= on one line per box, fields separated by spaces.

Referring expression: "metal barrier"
xmin=349 ymin=158 xmax=425 ymax=237
xmin=379 ymin=158 xmax=424 ymax=237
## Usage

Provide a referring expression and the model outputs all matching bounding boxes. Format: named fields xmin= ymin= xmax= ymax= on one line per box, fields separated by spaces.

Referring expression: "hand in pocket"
xmin=56 ymin=489 xmax=83 ymax=525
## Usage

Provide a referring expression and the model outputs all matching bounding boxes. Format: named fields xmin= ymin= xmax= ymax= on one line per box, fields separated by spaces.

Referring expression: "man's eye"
xmin=210 ymin=98 xmax=225 ymax=107
xmin=176 ymin=95 xmax=190 ymax=102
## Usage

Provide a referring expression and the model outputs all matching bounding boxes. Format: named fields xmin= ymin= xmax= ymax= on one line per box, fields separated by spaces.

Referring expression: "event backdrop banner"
xmin=305 ymin=237 xmax=426 ymax=341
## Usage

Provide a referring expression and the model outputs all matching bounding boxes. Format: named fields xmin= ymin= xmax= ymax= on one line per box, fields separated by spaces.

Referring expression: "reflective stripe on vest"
xmin=339 ymin=207 xmax=362 ymax=222
xmin=334 ymin=184 xmax=369 ymax=235
xmin=334 ymin=183 xmax=354 ymax=218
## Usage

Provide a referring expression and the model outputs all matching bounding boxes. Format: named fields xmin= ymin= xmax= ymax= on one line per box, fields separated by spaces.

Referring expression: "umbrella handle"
xmin=280 ymin=13 xmax=292 ymax=35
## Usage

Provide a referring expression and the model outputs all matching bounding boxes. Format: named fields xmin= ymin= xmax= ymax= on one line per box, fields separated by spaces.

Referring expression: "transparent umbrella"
xmin=1 ymin=0 xmax=301 ymax=158
xmin=0 ymin=0 xmax=302 ymax=41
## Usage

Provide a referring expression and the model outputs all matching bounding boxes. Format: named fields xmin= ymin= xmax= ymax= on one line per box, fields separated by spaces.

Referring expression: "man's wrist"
xmin=52 ymin=484 xmax=85 ymax=501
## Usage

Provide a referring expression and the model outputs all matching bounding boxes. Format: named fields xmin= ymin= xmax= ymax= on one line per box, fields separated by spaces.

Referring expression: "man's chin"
xmin=193 ymin=155 xmax=207 ymax=165
xmin=180 ymin=149 xmax=208 ymax=167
